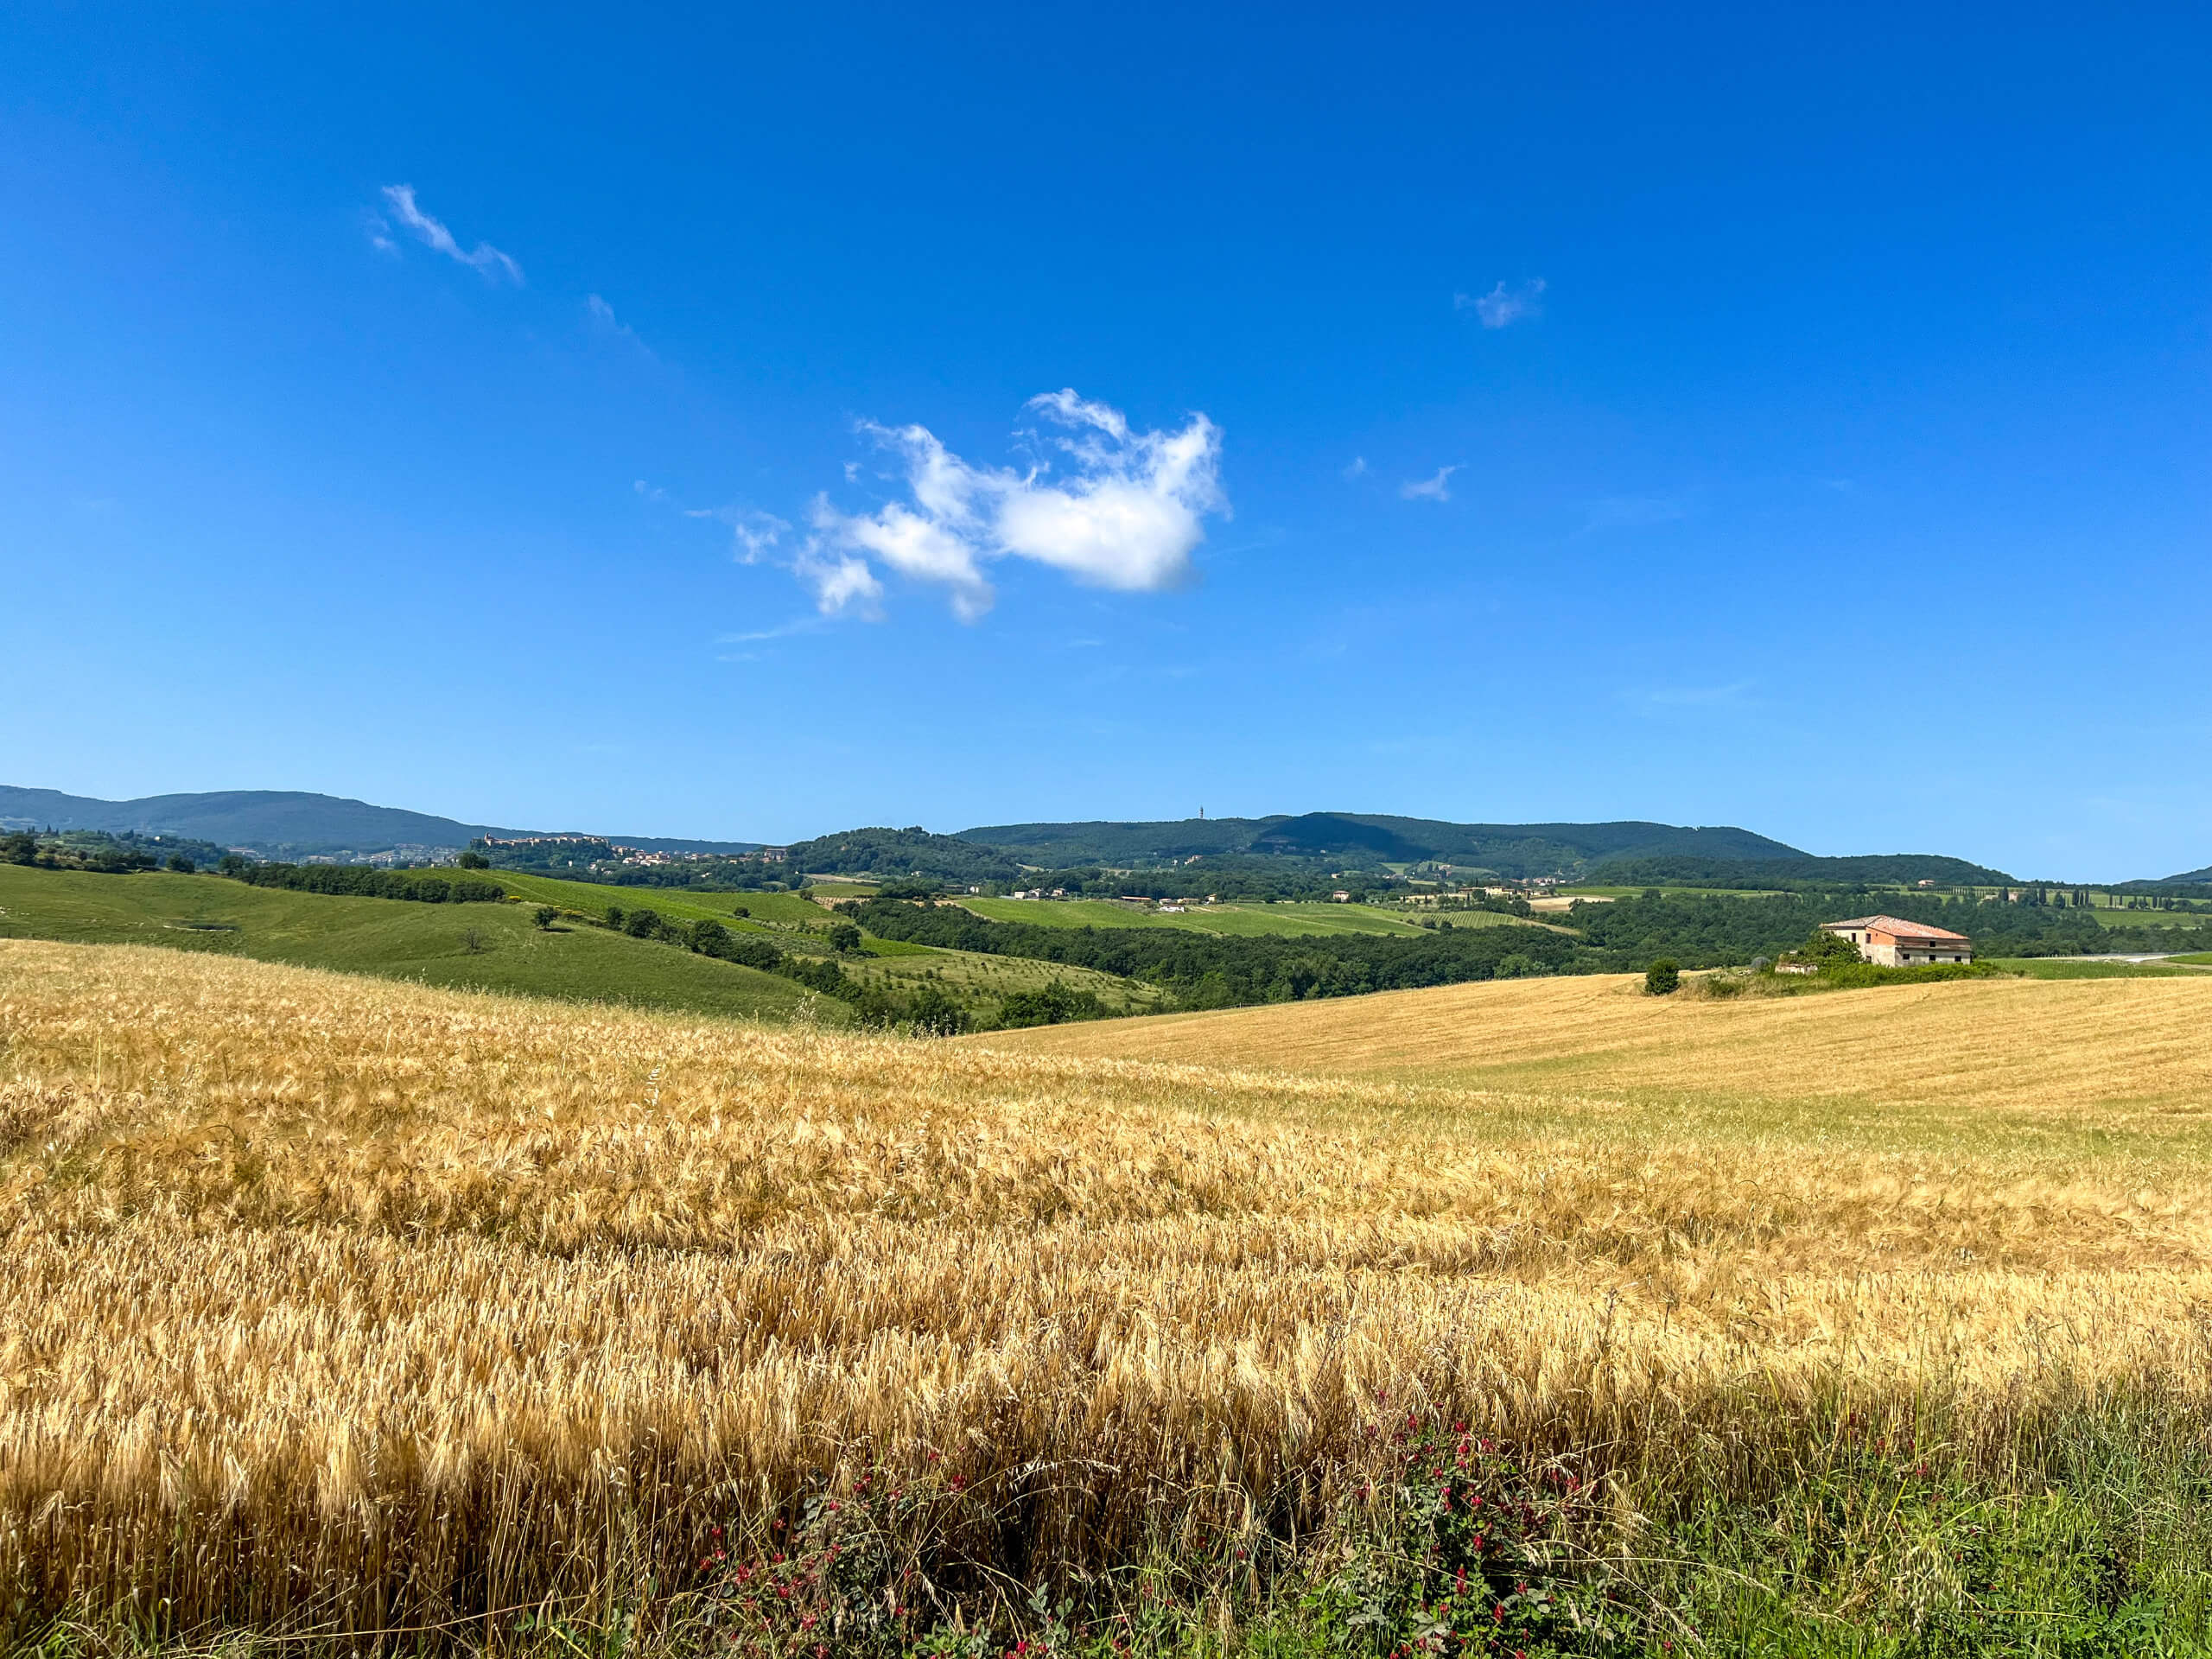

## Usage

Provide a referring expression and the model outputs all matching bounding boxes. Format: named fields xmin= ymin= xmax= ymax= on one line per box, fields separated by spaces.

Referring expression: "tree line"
xmin=227 ymin=862 xmax=507 ymax=904
xmin=844 ymin=898 xmax=1586 ymax=1006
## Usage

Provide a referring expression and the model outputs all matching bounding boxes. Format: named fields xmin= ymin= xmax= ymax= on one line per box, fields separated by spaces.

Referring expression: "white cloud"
xmin=804 ymin=390 xmax=1226 ymax=621
xmin=693 ymin=505 xmax=789 ymax=563
xmin=377 ymin=185 xmax=523 ymax=283
xmin=1455 ymin=278 xmax=1545 ymax=328
xmin=635 ymin=481 xmax=788 ymax=562
xmin=795 ymin=548 xmax=885 ymax=617
xmin=1400 ymin=465 xmax=1460 ymax=502
xmin=587 ymin=294 xmax=653 ymax=356
xmin=1342 ymin=455 xmax=1369 ymax=480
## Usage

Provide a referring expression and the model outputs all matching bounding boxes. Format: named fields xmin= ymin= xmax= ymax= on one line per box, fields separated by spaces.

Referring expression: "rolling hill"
xmin=955 ymin=811 xmax=1805 ymax=875
xmin=0 ymin=785 xmax=759 ymax=858
xmin=972 ymin=965 xmax=2212 ymax=1114
xmin=0 ymin=862 xmax=817 ymax=1021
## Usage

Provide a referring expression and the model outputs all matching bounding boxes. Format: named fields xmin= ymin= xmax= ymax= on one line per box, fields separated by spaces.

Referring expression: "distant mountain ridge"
xmin=957 ymin=811 xmax=1806 ymax=877
xmin=3 ymin=785 xmax=2051 ymax=885
xmin=0 ymin=786 xmax=759 ymax=858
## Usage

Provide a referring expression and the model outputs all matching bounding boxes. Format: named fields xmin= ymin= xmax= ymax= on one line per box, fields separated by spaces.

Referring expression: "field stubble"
xmin=2 ymin=943 xmax=2209 ymax=1645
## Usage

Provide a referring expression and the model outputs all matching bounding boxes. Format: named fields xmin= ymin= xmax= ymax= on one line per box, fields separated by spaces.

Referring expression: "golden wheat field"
xmin=973 ymin=969 xmax=2212 ymax=1115
xmin=3 ymin=940 xmax=2211 ymax=1640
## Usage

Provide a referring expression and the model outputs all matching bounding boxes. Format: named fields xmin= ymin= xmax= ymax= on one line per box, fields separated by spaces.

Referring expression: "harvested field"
xmin=970 ymin=969 xmax=2212 ymax=1116
xmin=2 ymin=942 xmax=2210 ymax=1648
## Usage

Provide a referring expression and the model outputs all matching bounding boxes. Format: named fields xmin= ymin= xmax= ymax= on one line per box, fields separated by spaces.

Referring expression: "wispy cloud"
xmin=374 ymin=185 xmax=523 ymax=283
xmin=1638 ymin=680 xmax=1753 ymax=709
xmin=587 ymin=294 xmax=653 ymax=357
xmin=1455 ymin=278 xmax=1546 ymax=328
xmin=636 ymin=481 xmax=789 ymax=563
xmin=716 ymin=617 xmax=830 ymax=645
xmin=1342 ymin=455 xmax=1368 ymax=480
xmin=803 ymin=390 xmax=1227 ymax=621
xmin=1400 ymin=465 xmax=1460 ymax=503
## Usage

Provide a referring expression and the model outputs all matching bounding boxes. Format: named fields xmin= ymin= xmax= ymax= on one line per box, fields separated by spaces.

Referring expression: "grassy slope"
xmin=2093 ymin=905 xmax=2212 ymax=927
xmin=484 ymin=870 xmax=830 ymax=928
xmin=0 ymin=864 xmax=824 ymax=1022
xmin=951 ymin=896 xmax=1528 ymax=937
xmin=970 ymin=966 xmax=2212 ymax=1122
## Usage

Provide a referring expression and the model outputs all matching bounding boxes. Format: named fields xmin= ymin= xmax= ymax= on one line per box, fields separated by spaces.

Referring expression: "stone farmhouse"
xmin=1820 ymin=914 xmax=1974 ymax=966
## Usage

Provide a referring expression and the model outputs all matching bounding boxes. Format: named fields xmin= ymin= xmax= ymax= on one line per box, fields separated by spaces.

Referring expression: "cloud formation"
xmin=803 ymin=391 xmax=1226 ymax=621
xmin=376 ymin=185 xmax=523 ymax=283
xmin=1455 ymin=278 xmax=1545 ymax=328
xmin=1400 ymin=465 xmax=1460 ymax=502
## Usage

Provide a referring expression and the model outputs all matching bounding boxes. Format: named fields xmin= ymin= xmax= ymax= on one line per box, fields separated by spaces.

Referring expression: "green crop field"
xmin=952 ymin=896 xmax=1497 ymax=938
xmin=1993 ymin=955 xmax=2212 ymax=979
xmin=0 ymin=864 xmax=824 ymax=1022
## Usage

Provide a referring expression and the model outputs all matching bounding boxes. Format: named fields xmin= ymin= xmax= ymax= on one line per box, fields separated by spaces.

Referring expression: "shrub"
xmin=1644 ymin=958 xmax=1681 ymax=995
xmin=904 ymin=983 xmax=968 ymax=1036
xmin=533 ymin=906 xmax=558 ymax=930
xmin=624 ymin=908 xmax=664 ymax=939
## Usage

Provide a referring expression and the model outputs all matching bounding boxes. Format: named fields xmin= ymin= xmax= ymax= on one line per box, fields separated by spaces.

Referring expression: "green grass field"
xmin=0 ymin=865 xmax=827 ymax=1022
xmin=2092 ymin=904 xmax=2212 ymax=927
xmin=1992 ymin=955 xmax=2212 ymax=978
xmin=484 ymin=870 xmax=834 ymax=929
xmin=952 ymin=896 xmax=1508 ymax=937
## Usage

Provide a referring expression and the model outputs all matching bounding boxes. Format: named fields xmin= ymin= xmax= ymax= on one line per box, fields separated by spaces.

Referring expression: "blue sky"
xmin=4 ymin=4 xmax=2209 ymax=878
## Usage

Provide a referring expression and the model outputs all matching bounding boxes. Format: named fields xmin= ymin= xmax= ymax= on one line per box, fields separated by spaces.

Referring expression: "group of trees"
xmin=846 ymin=897 xmax=1588 ymax=1007
xmin=3 ymin=829 xmax=226 ymax=874
xmin=1560 ymin=888 xmax=2127 ymax=965
xmin=1592 ymin=853 xmax=2014 ymax=889
xmin=591 ymin=903 xmax=958 ymax=1030
xmin=227 ymin=862 xmax=507 ymax=904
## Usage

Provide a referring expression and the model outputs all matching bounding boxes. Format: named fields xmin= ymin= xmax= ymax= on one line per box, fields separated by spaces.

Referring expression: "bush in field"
xmin=624 ymin=908 xmax=664 ymax=939
xmin=1644 ymin=958 xmax=1681 ymax=995
xmin=904 ymin=983 xmax=968 ymax=1036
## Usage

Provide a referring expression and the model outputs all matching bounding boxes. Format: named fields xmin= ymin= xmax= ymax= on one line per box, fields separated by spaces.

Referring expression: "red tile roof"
xmin=1822 ymin=914 xmax=1970 ymax=943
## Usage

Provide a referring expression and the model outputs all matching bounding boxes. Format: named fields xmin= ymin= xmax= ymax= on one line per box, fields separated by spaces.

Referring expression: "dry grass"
xmin=3 ymin=941 xmax=2210 ymax=1640
xmin=969 ymin=969 xmax=2212 ymax=1118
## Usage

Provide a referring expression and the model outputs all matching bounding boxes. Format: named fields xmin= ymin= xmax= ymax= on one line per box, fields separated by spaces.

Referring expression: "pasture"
xmin=3 ymin=940 xmax=2209 ymax=1652
xmin=481 ymin=869 xmax=833 ymax=930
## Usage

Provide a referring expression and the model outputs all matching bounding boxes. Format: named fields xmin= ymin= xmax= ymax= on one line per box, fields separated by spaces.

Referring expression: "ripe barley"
xmin=1 ymin=941 xmax=2208 ymax=1639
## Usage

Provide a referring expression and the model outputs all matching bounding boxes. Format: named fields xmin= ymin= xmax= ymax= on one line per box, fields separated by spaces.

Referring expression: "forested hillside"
xmin=954 ymin=811 xmax=1803 ymax=876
